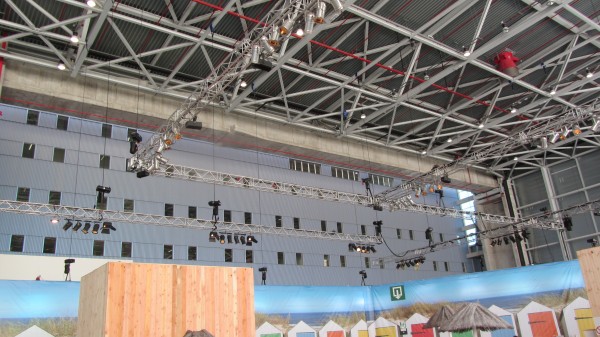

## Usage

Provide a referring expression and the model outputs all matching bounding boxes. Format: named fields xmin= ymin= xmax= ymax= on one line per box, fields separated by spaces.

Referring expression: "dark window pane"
xmin=124 ymin=199 xmax=134 ymax=212
xmin=293 ymin=218 xmax=300 ymax=229
xmin=93 ymin=240 xmax=104 ymax=256
xmin=17 ymin=187 xmax=30 ymax=202
xmin=277 ymin=252 xmax=285 ymax=264
xmin=165 ymin=203 xmax=173 ymax=216
xmin=27 ymin=110 xmax=39 ymax=125
xmin=321 ymin=220 xmax=327 ymax=232
xmin=444 ymin=261 xmax=449 ymax=272
xmin=223 ymin=210 xmax=231 ymax=222
xmin=164 ymin=245 xmax=173 ymax=259
xmin=10 ymin=235 xmax=24 ymax=252
xmin=101 ymin=123 xmax=112 ymax=138
xmin=275 ymin=215 xmax=282 ymax=227
xmin=188 ymin=246 xmax=197 ymax=261
xmin=122 ymin=242 xmax=132 ymax=258
xmin=365 ymin=257 xmax=370 ymax=268
xmin=43 ymin=237 xmax=56 ymax=254
xmin=361 ymin=225 xmax=366 ymax=235
xmin=296 ymin=253 xmax=303 ymax=265
xmin=99 ymin=155 xmax=110 ymax=169
xmin=337 ymin=222 xmax=343 ymax=233
xmin=56 ymin=116 xmax=69 ymax=130
xmin=397 ymin=228 xmax=402 ymax=239
xmin=324 ymin=254 xmax=330 ymax=267
xmin=340 ymin=255 xmax=346 ymax=267
xmin=246 ymin=250 xmax=253 ymax=263
xmin=244 ymin=212 xmax=252 ymax=224
xmin=22 ymin=143 xmax=35 ymax=158
xmin=48 ymin=191 xmax=61 ymax=205
xmin=188 ymin=206 xmax=197 ymax=219
xmin=225 ymin=249 xmax=233 ymax=262
xmin=53 ymin=148 xmax=65 ymax=163
xmin=409 ymin=230 xmax=414 ymax=240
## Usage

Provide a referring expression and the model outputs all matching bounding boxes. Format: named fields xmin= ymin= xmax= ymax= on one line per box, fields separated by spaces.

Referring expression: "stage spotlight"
xmin=370 ymin=246 xmax=377 ymax=253
xmin=396 ymin=263 xmax=401 ymax=269
xmin=440 ymin=175 xmax=451 ymax=184
xmin=373 ymin=220 xmax=382 ymax=236
xmin=503 ymin=236 xmax=510 ymax=245
xmin=63 ymin=220 xmax=73 ymax=231
xmin=592 ymin=117 xmax=600 ymax=133
xmin=234 ymin=234 xmax=240 ymax=244
xmin=587 ymin=238 xmax=598 ymax=247
xmin=219 ymin=234 xmax=225 ymax=244
xmin=549 ymin=132 xmax=560 ymax=144
xmin=82 ymin=222 xmax=91 ymax=234
xmin=490 ymin=239 xmax=497 ymax=247
xmin=72 ymin=221 xmax=82 ymax=232
xmin=563 ymin=216 xmax=573 ymax=231
xmin=521 ymin=230 xmax=530 ymax=240
xmin=249 ymin=235 xmax=258 ymax=244
xmin=359 ymin=270 xmax=367 ymax=285
xmin=51 ymin=217 xmax=59 ymax=224
xmin=240 ymin=235 xmax=246 ymax=245
xmin=463 ymin=46 xmax=470 ymax=57
xmin=509 ymin=235 xmax=516 ymax=243
xmin=227 ymin=234 xmax=233 ymax=244
xmin=515 ymin=232 xmax=523 ymax=242
xmin=314 ymin=1 xmax=326 ymax=24
xmin=349 ymin=243 xmax=357 ymax=251
xmin=586 ymin=68 xmax=594 ymax=78
xmin=102 ymin=222 xmax=116 ymax=233
xmin=425 ymin=227 xmax=433 ymax=246
xmin=259 ymin=267 xmax=267 ymax=285
xmin=57 ymin=62 xmax=66 ymax=71
xmin=501 ymin=21 xmax=509 ymax=33
xmin=92 ymin=223 xmax=100 ymax=234
xmin=136 ymin=170 xmax=150 ymax=178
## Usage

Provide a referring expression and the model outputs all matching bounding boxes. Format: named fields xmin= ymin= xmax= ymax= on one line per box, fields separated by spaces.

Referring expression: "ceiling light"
xmin=586 ymin=68 xmax=593 ymax=78
xmin=549 ymin=132 xmax=560 ymax=144
xmin=546 ymin=0 xmax=556 ymax=5
xmin=360 ymin=113 xmax=366 ymax=119
xmin=240 ymin=80 xmax=247 ymax=88
xmin=447 ymin=138 xmax=453 ymax=143
xmin=50 ymin=218 xmax=59 ymax=224
xmin=57 ymin=62 xmax=66 ymax=71
xmin=559 ymin=126 xmax=570 ymax=140
xmin=63 ymin=220 xmax=73 ymax=231
xmin=279 ymin=18 xmax=295 ymax=36
xmin=304 ymin=13 xmax=315 ymax=34
xmin=478 ymin=123 xmax=484 ymax=128
xmin=295 ymin=28 xmax=304 ymax=37
xmin=549 ymin=89 xmax=556 ymax=95
xmin=424 ymin=73 xmax=430 ymax=80
xmin=70 ymin=35 xmax=79 ymax=43
xmin=463 ymin=46 xmax=470 ymax=57
xmin=513 ymin=156 xmax=518 ymax=161
xmin=219 ymin=97 xmax=226 ymax=106
xmin=572 ymin=125 xmax=582 ymax=135
xmin=510 ymin=106 xmax=517 ymax=113
xmin=538 ymin=136 xmax=548 ymax=149
xmin=501 ymin=22 xmax=509 ymax=33
xmin=86 ymin=0 xmax=96 ymax=7
xmin=329 ymin=0 xmax=344 ymax=11
xmin=314 ymin=1 xmax=327 ymax=24
xmin=421 ymin=150 xmax=427 ymax=155
xmin=592 ymin=117 xmax=600 ymax=132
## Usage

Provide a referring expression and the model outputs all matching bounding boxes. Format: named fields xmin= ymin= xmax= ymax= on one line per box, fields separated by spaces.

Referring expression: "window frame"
xmin=22 ymin=143 xmax=35 ymax=159
xmin=53 ymin=147 xmax=66 ymax=163
xmin=122 ymin=242 xmax=132 ymax=258
xmin=163 ymin=244 xmax=173 ymax=259
xmin=93 ymin=240 xmax=105 ymax=257
xmin=10 ymin=235 xmax=25 ymax=252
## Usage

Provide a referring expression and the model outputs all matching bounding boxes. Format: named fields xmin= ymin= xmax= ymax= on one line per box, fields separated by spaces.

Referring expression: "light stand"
xmin=359 ymin=270 xmax=367 ymax=286
xmin=259 ymin=267 xmax=267 ymax=285
xmin=64 ymin=258 xmax=75 ymax=281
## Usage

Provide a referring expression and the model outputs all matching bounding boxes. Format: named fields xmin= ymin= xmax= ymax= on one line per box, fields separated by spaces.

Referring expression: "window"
xmin=409 ymin=229 xmax=414 ymax=240
xmin=275 ymin=215 xmax=282 ymax=227
xmin=97 ymin=192 xmax=107 ymax=210
xmin=10 ymin=235 xmax=24 ymax=252
xmin=93 ymin=240 xmax=105 ymax=256
xmin=246 ymin=250 xmax=253 ymax=263
xmin=22 ymin=143 xmax=35 ymax=158
xmin=42 ymin=237 xmax=56 ymax=254
xmin=163 ymin=245 xmax=173 ymax=259
xmin=289 ymin=158 xmax=321 ymax=174
xmin=277 ymin=252 xmax=285 ymax=264
xmin=293 ymin=217 xmax=300 ymax=229
xmin=99 ymin=155 xmax=110 ymax=169
xmin=331 ymin=166 xmax=359 ymax=181
xmin=188 ymin=206 xmax=197 ymax=219
xmin=462 ymin=262 xmax=466 ymax=273
xmin=165 ymin=203 xmax=174 ymax=216
xmin=369 ymin=173 xmax=393 ymax=187
xmin=27 ymin=110 xmax=39 ymax=125
xmin=48 ymin=191 xmax=61 ymax=205
xmin=340 ymin=255 xmax=346 ymax=267
xmin=244 ymin=212 xmax=252 ymax=224
xmin=224 ymin=210 xmax=231 ymax=222
xmin=379 ymin=258 xmax=385 ymax=269
xmin=444 ymin=261 xmax=449 ymax=272
xmin=433 ymin=261 xmax=438 ymax=271
xmin=124 ymin=199 xmax=134 ymax=212
xmin=225 ymin=249 xmax=233 ymax=262
xmin=188 ymin=246 xmax=197 ymax=261
xmin=365 ymin=257 xmax=370 ymax=268
xmin=122 ymin=242 xmax=132 ymax=258
xmin=396 ymin=228 xmax=402 ymax=239
xmin=56 ymin=115 xmax=69 ymax=130
xmin=321 ymin=220 xmax=327 ymax=232
xmin=127 ymin=128 xmax=137 ymax=139
xmin=324 ymin=254 xmax=330 ymax=267
xmin=337 ymin=222 xmax=343 ymax=233
xmin=101 ymin=123 xmax=112 ymax=138
xmin=296 ymin=253 xmax=303 ymax=265
xmin=16 ymin=187 xmax=30 ymax=202
xmin=361 ymin=225 xmax=366 ymax=235
xmin=459 ymin=190 xmax=477 ymax=246
xmin=52 ymin=148 xmax=66 ymax=163
xmin=439 ymin=233 xmax=444 ymax=242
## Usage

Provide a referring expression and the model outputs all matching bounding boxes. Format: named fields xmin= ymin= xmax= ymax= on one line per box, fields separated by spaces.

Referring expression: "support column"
xmin=540 ymin=166 xmax=572 ymax=261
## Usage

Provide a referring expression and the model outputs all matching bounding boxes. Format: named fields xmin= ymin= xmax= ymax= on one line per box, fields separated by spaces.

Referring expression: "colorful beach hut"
xmin=480 ymin=305 xmax=518 ymax=337
xmin=350 ymin=319 xmax=368 ymax=337
xmin=319 ymin=320 xmax=346 ymax=337
xmin=288 ymin=321 xmax=317 ymax=337
xmin=256 ymin=321 xmax=284 ymax=337
xmin=516 ymin=301 xmax=559 ymax=337
xmin=368 ymin=316 xmax=399 ymax=337
xmin=15 ymin=325 xmax=55 ymax=337
xmin=406 ymin=313 xmax=434 ymax=337
xmin=562 ymin=297 xmax=594 ymax=337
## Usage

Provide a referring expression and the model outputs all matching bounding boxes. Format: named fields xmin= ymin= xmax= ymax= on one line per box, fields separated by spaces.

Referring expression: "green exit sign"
xmin=390 ymin=285 xmax=405 ymax=301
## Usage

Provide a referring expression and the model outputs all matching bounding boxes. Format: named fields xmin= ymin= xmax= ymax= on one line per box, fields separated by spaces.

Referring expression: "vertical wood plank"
xmin=577 ymin=247 xmax=600 ymax=316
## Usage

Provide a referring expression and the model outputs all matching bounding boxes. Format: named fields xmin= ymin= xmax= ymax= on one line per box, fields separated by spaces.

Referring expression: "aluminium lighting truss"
xmin=0 ymin=199 xmax=380 ymax=244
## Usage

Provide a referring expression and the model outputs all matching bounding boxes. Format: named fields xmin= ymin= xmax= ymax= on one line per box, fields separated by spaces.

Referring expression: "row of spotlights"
xmin=396 ymin=256 xmax=426 ymax=270
xmin=58 ymin=219 xmax=115 ymax=234
xmin=348 ymin=243 xmax=377 ymax=253
xmin=489 ymin=230 xmax=529 ymax=247
xmin=209 ymin=231 xmax=258 ymax=246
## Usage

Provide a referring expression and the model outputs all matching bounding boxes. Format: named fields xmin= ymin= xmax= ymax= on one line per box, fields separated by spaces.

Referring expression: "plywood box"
xmin=77 ymin=262 xmax=255 ymax=337
xmin=577 ymin=246 xmax=600 ymax=317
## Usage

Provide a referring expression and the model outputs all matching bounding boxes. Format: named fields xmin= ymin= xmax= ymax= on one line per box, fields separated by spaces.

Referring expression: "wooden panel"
xmin=77 ymin=262 xmax=255 ymax=337
xmin=575 ymin=308 xmax=594 ymax=337
xmin=528 ymin=312 xmax=557 ymax=337
xmin=577 ymin=246 xmax=600 ymax=316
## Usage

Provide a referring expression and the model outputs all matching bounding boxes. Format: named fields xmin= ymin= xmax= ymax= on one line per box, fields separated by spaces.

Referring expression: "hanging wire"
xmin=100 ymin=62 xmax=110 ymax=189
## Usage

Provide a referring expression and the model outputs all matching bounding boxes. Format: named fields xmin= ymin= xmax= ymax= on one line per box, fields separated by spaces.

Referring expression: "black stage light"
xmin=227 ymin=234 xmax=233 ymax=244
xmin=219 ymin=234 xmax=225 ymax=244
xmin=63 ymin=220 xmax=73 ymax=231
xmin=185 ymin=120 xmax=203 ymax=130
xmin=82 ymin=222 xmax=91 ymax=234
xmin=440 ymin=175 xmax=451 ymax=184
xmin=234 ymin=234 xmax=240 ymax=244
xmin=137 ymin=170 xmax=150 ymax=178
xmin=563 ymin=217 xmax=573 ymax=231
xmin=92 ymin=223 xmax=100 ymax=234
xmin=240 ymin=235 xmax=246 ymax=245
xmin=503 ymin=236 xmax=510 ymax=245
xmin=72 ymin=221 xmax=82 ymax=232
